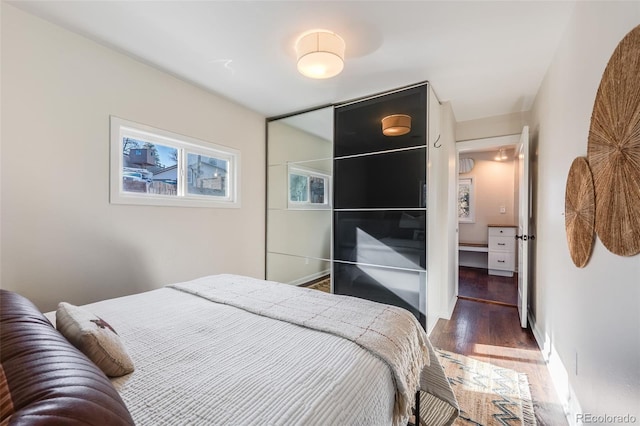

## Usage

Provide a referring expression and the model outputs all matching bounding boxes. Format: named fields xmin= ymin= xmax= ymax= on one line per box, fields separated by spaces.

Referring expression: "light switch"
xmin=499 ymin=206 xmax=506 ymax=214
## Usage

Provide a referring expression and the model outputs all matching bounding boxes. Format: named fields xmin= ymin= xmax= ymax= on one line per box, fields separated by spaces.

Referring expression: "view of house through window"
xmin=187 ymin=153 xmax=228 ymax=197
xmin=111 ymin=117 xmax=239 ymax=208
xmin=122 ymin=138 xmax=178 ymax=196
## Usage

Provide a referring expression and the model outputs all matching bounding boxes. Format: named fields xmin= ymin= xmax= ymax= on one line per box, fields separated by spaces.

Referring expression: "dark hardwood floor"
xmin=458 ymin=266 xmax=518 ymax=306
xmin=430 ymin=297 xmax=568 ymax=425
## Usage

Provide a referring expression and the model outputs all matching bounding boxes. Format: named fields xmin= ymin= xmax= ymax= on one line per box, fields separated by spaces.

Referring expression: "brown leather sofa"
xmin=0 ymin=290 xmax=134 ymax=425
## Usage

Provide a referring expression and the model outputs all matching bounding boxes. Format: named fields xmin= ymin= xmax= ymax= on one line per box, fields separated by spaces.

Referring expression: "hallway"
xmin=429 ymin=298 xmax=568 ymax=425
xmin=458 ymin=266 xmax=518 ymax=306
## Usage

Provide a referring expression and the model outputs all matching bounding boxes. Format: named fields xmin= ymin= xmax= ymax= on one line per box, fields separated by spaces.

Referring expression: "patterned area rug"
xmin=435 ymin=349 xmax=536 ymax=426
xmin=306 ymin=278 xmax=330 ymax=293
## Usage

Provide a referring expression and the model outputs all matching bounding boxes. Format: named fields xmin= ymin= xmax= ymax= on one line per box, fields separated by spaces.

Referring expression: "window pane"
xmin=122 ymin=137 xmax=178 ymax=196
xmin=187 ymin=153 xmax=228 ymax=197
xmin=289 ymin=174 xmax=308 ymax=202
xmin=309 ymin=176 xmax=326 ymax=204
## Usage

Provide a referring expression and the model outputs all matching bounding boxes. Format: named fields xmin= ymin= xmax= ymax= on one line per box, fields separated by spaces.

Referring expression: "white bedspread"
xmin=80 ymin=283 xmax=399 ymax=425
xmin=169 ymin=274 xmax=430 ymax=425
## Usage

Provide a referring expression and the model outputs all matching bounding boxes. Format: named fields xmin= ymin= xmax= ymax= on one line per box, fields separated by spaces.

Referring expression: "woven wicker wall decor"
xmin=565 ymin=157 xmax=596 ymax=267
xmin=587 ymin=24 xmax=640 ymax=257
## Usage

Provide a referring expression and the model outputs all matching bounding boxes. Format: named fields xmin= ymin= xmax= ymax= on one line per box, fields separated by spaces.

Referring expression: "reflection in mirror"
xmin=334 ymin=263 xmax=424 ymax=320
xmin=334 ymin=211 xmax=426 ymax=270
xmin=267 ymin=254 xmax=332 ymax=287
xmin=287 ymin=163 xmax=331 ymax=210
xmin=266 ymin=107 xmax=333 ymax=286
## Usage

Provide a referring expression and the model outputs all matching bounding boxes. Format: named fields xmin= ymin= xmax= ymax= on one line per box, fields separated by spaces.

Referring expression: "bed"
xmin=1 ymin=274 xmax=458 ymax=426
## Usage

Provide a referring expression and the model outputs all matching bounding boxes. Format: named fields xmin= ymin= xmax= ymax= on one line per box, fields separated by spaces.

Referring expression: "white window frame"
xmin=287 ymin=164 xmax=331 ymax=210
xmin=110 ymin=116 xmax=240 ymax=208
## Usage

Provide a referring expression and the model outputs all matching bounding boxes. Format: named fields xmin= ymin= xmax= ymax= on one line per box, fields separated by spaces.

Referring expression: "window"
xmin=458 ymin=177 xmax=474 ymax=222
xmin=287 ymin=164 xmax=331 ymax=209
xmin=110 ymin=117 xmax=240 ymax=208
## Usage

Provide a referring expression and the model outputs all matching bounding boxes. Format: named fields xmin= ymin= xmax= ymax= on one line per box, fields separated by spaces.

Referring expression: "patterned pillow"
xmin=56 ymin=302 xmax=134 ymax=377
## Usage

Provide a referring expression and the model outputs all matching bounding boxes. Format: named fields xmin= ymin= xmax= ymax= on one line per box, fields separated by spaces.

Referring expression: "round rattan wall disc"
xmin=587 ymin=25 xmax=640 ymax=257
xmin=565 ymin=157 xmax=596 ymax=268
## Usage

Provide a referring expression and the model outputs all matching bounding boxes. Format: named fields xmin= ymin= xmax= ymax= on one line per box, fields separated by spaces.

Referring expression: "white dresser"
xmin=488 ymin=225 xmax=517 ymax=277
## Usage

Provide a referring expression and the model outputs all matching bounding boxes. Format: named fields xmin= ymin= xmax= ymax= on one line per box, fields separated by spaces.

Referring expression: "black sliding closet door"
xmin=333 ymin=85 xmax=428 ymax=326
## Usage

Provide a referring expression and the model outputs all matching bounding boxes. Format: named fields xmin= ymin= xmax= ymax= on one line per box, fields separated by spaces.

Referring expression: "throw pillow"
xmin=56 ymin=302 xmax=134 ymax=377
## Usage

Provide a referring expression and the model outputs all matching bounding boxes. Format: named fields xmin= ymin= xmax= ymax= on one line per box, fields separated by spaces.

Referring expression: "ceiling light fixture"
xmin=381 ymin=114 xmax=412 ymax=136
xmin=295 ymin=30 xmax=345 ymax=79
xmin=459 ymin=158 xmax=475 ymax=174
xmin=495 ymin=148 xmax=509 ymax=161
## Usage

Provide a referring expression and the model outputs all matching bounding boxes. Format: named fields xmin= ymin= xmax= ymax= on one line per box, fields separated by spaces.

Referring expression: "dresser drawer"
xmin=488 ymin=252 xmax=514 ymax=271
xmin=488 ymin=227 xmax=516 ymax=237
xmin=488 ymin=236 xmax=515 ymax=252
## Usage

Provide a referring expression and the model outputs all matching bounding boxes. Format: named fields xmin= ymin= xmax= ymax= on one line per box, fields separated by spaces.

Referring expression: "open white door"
xmin=517 ymin=126 xmax=530 ymax=328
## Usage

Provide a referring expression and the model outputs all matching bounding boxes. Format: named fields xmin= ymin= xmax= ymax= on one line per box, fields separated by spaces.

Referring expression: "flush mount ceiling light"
xmin=494 ymin=148 xmax=509 ymax=161
xmin=295 ymin=30 xmax=345 ymax=79
xmin=381 ymin=114 xmax=412 ymax=136
xmin=459 ymin=158 xmax=475 ymax=174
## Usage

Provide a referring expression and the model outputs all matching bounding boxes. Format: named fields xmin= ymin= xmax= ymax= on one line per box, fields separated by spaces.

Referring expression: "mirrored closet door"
xmin=266 ymin=107 xmax=334 ymax=286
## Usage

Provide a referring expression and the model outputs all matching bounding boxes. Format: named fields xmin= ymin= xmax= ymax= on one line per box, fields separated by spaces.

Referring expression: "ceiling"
xmin=10 ymin=1 xmax=576 ymax=121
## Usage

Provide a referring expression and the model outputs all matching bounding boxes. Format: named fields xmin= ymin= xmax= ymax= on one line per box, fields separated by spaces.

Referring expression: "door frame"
xmin=452 ymin=133 xmax=522 ymax=306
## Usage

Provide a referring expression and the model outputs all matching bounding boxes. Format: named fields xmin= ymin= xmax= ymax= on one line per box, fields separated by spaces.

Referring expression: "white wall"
xmin=456 ymin=111 xmax=529 ymax=142
xmin=0 ymin=0 xmax=4 ymax=294
xmin=426 ymin=88 xmax=444 ymax=332
xmin=1 ymin=4 xmax=266 ymax=311
xmin=530 ymin=3 xmax=639 ymax=424
xmin=459 ymin=151 xmax=516 ymax=244
xmin=441 ymin=102 xmax=459 ymax=320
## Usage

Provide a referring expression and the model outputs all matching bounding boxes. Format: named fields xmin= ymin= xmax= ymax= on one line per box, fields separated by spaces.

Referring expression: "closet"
xmin=267 ymin=83 xmax=440 ymax=329
xmin=333 ymin=84 xmax=430 ymax=327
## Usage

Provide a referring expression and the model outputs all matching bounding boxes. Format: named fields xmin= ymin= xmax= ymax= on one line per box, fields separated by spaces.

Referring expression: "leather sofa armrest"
xmin=1 ymin=290 xmax=135 ymax=425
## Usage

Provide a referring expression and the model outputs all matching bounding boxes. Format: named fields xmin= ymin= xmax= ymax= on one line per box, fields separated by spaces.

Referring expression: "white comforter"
xmin=169 ymin=274 xmax=430 ymax=424
xmin=80 ymin=281 xmax=399 ymax=425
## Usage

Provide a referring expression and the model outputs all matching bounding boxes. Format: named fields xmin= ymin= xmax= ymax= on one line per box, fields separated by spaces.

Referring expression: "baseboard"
xmin=529 ymin=312 xmax=582 ymax=426
xmin=444 ymin=294 xmax=457 ymax=319
xmin=426 ymin=315 xmax=438 ymax=335
xmin=289 ymin=270 xmax=330 ymax=286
